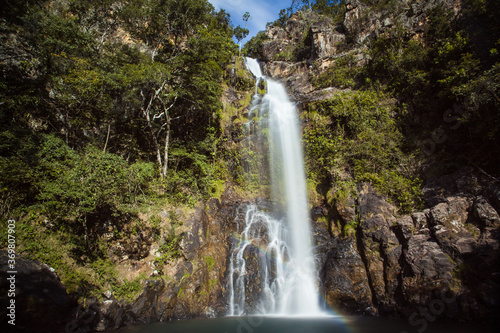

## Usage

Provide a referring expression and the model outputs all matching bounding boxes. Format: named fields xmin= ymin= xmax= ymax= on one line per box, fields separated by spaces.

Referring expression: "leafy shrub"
xmin=304 ymin=90 xmax=421 ymax=212
xmin=242 ymin=31 xmax=269 ymax=59
xmin=313 ymin=54 xmax=360 ymax=89
xmin=154 ymin=225 xmax=183 ymax=268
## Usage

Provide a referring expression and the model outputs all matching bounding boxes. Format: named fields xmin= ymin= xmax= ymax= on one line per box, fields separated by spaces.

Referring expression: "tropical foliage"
xmin=0 ymin=0 xmax=238 ymax=298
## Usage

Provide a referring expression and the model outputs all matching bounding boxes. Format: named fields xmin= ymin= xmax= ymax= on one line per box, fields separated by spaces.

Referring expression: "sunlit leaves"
xmin=304 ymin=90 xmax=420 ymax=212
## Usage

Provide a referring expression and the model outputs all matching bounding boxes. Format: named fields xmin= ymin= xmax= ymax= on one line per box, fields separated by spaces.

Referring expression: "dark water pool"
xmin=115 ymin=316 xmax=496 ymax=333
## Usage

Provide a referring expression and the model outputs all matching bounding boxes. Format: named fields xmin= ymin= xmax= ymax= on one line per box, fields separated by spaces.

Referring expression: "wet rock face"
xmin=356 ymin=183 xmax=402 ymax=313
xmin=242 ymin=245 xmax=262 ymax=313
xmin=67 ymin=186 xmax=244 ymax=331
xmin=315 ymin=172 xmax=500 ymax=322
xmin=179 ymin=207 xmax=208 ymax=261
xmin=320 ymin=236 xmax=373 ymax=315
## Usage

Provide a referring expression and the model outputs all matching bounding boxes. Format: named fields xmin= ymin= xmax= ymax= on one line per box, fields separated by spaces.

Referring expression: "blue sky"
xmin=208 ymin=0 xmax=292 ymax=45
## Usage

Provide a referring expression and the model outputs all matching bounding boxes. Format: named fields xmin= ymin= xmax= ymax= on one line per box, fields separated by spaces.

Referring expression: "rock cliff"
xmin=256 ymin=0 xmax=499 ymax=325
xmin=315 ymin=169 xmax=500 ymax=321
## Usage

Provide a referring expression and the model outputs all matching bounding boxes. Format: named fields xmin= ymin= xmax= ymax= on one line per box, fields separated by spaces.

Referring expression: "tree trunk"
xmin=151 ymin=124 xmax=163 ymax=177
xmin=141 ymin=89 xmax=164 ymax=177
xmin=162 ymin=120 xmax=170 ymax=177
xmin=84 ymin=213 xmax=89 ymax=249
xmin=103 ymin=123 xmax=111 ymax=152
xmin=143 ymin=115 xmax=163 ymax=176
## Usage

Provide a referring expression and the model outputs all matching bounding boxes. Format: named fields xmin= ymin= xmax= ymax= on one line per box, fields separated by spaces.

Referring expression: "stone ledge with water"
xmin=226 ymin=58 xmax=324 ymax=317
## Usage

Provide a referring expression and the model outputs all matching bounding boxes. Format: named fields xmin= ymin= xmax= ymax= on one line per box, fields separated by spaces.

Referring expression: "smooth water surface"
xmin=115 ymin=316 xmax=494 ymax=333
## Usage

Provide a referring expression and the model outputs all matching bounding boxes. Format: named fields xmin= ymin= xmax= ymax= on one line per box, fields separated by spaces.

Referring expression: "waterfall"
xmin=227 ymin=58 xmax=322 ymax=316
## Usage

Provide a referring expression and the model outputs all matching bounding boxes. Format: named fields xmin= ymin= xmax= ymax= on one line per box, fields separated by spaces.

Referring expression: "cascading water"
xmin=227 ymin=58 xmax=323 ymax=316
xmin=227 ymin=205 xmax=289 ymax=316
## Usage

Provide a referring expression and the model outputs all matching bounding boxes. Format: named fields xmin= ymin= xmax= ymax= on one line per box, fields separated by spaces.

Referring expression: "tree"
xmin=234 ymin=12 xmax=251 ymax=48
xmin=68 ymin=0 xmax=124 ymax=53
xmin=1 ymin=0 xmax=237 ymax=211
xmin=118 ymin=1 xmax=235 ymax=178
xmin=234 ymin=26 xmax=250 ymax=46
xmin=122 ymin=0 xmax=213 ymax=61
xmin=290 ymin=0 xmax=312 ymax=12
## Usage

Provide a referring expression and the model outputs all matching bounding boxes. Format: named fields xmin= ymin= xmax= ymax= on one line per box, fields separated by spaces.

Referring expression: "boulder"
xmin=357 ymin=183 xmax=401 ymax=312
xmin=321 ymin=236 xmax=373 ymax=315
xmin=428 ymin=196 xmax=477 ymax=257
xmin=400 ymin=232 xmax=460 ymax=319
xmin=0 ymin=253 xmax=76 ymax=333
xmin=94 ymin=300 xmax=124 ymax=331
xmin=473 ymin=196 xmax=500 ymax=229
xmin=394 ymin=215 xmax=415 ymax=242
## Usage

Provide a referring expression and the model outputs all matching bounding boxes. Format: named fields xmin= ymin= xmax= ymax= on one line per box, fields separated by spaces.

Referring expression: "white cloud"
xmin=208 ymin=0 xmax=245 ymax=11
xmin=246 ymin=5 xmax=275 ymax=31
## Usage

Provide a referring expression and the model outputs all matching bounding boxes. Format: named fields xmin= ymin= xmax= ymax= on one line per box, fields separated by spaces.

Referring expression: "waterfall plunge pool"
xmin=115 ymin=59 xmax=496 ymax=333
xmin=115 ymin=315 xmax=493 ymax=333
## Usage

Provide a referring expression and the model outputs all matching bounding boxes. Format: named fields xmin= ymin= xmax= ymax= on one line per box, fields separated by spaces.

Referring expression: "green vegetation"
xmin=343 ymin=221 xmax=357 ymax=237
xmin=203 ymin=256 xmax=216 ymax=271
xmin=154 ymin=212 xmax=183 ymax=270
xmin=0 ymin=0 xmax=239 ymax=301
xmin=272 ymin=1 xmax=346 ymax=27
xmin=360 ymin=0 xmax=500 ymax=169
xmin=0 ymin=0 xmax=238 ymax=211
xmin=242 ymin=31 xmax=269 ymax=59
xmin=303 ymin=0 xmax=499 ymax=216
xmin=304 ymin=90 xmax=422 ymax=212
xmin=312 ymin=54 xmax=360 ymax=89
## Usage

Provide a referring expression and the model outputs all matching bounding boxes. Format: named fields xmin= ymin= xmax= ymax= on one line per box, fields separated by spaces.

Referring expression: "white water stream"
xmin=227 ymin=58 xmax=322 ymax=316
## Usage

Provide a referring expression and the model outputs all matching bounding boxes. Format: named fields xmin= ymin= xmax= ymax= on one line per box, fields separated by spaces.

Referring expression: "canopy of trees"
xmin=0 ymin=0 xmax=238 ymax=243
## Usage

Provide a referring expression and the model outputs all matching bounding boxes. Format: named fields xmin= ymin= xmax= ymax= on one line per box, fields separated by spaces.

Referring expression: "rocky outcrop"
xmin=261 ymin=12 xmax=312 ymax=63
xmin=315 ymin=168 xmax=500 ymax=322
xmin=259 ymin=0 xmax=462 ymax=104
xmin=262 ymin=11 xmax=346 ymax=64
xmin=343 ymin=0 xmax=461 ymax=44
xmin=319 ymin=235 xmax=374 ymax=315
xmin=357 ymin=183 xmax=402 ymax=313
xmin=34 ymin=185 xmax=244 ymax=332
